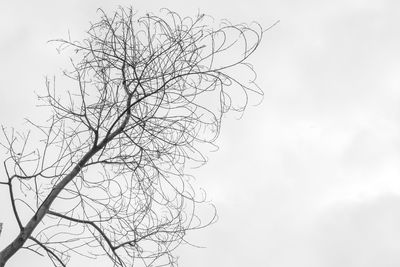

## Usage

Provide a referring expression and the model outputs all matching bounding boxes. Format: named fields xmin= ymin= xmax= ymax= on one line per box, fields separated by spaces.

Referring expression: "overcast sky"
xmin=1 ymin=1 xmax=400 ymax=267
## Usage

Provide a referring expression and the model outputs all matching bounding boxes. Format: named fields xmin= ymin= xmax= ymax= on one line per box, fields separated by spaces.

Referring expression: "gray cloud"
xmin=312 ymin=194 xmax=400 ymax=267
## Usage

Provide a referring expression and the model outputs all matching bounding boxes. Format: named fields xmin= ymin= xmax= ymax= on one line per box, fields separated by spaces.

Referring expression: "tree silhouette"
xmin=0 ymin=7 xmax=265 ymax=267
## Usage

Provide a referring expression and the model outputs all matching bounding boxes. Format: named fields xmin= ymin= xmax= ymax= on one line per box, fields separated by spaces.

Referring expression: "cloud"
xmin=250 ymin=194 xmax=400 ymax=267
xmin=312 ymin=194 xmax=400 ymax=267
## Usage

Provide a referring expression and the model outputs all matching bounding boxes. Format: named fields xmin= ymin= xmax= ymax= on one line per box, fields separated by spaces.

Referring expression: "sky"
xmin=1 ymin=0 xmax=400 ymax=266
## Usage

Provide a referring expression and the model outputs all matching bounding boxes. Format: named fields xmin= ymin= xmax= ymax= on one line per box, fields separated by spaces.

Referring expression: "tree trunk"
xmin=0 ymin=96 xmax=130 ymax=266
xmin=0 ymin=231 xmax=27 ymax=267
xmin=0 ymin=147 xmax=99 ymax=266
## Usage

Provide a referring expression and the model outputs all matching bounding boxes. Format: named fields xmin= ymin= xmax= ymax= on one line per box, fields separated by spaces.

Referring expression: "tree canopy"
xmin=0 ymin=7 xmax=265 ymax=267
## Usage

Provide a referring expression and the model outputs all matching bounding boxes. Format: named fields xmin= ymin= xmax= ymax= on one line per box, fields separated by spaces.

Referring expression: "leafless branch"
xmin=0 ymin=6 xmax=265 ymax=267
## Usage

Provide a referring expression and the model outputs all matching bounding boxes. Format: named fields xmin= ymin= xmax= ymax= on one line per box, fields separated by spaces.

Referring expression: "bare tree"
xmin=0 ymin=7 xmax=266 ymax=267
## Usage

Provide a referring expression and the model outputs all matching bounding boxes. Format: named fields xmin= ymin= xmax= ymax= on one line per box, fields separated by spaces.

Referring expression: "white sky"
xmin=1 ymin=0 xmax=400 ymax=266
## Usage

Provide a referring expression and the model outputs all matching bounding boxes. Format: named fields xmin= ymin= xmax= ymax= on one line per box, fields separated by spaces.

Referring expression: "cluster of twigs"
xmin=0 ymin=7 xmax=263 ymax=267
